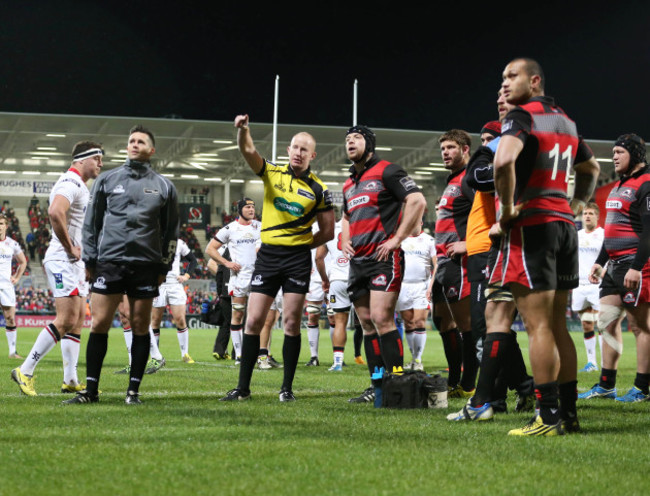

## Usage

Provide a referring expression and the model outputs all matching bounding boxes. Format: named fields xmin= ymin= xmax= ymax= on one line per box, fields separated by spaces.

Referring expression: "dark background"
xmin=1 ymin=1 xmax=648 ymax=140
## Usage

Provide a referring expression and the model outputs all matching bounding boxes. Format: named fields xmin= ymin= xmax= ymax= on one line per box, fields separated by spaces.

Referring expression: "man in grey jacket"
xmin=64 ymin=125 xmax=179 ymax=405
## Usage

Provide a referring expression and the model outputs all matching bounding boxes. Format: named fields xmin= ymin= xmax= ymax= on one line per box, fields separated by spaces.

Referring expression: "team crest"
xmin=446 ymin=286 xmax=458 ymax=298
xmin=623 ymin=292 xmax=636 ymax=304
xmin=113 ymin=185 xmax=125 ymax=194
xmin=371 ymin=274 xmax=387 ymax=286
xmin=620 ymin=189 xmax=635 ymax=200
xmin=251 ymin=275 xmax=263 ymax=286
xmin=445 ymin=185 xmax=461 ymax=198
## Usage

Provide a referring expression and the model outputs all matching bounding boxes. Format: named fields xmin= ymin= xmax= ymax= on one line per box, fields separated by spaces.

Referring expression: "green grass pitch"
xmin=0 ymin=327 xmax=647 ymax=496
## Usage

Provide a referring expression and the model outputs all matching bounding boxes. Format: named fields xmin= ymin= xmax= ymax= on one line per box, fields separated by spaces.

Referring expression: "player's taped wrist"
xmin=570 ymin=198 xmax=586 ymax=216
xmin=499 ymin=203 xmax=515 ymax=218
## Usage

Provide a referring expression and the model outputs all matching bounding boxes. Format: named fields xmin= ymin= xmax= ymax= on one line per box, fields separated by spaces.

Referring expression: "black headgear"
xmin=346 ymin=125 xmax=376 ymax=162
xmin=615 ymin=134 xmax=647 ymax=172
xmin=237 ymin=197 xmax=255 ymax=216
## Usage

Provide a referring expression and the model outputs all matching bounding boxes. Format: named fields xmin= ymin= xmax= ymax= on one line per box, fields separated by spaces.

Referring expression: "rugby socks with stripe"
xmin=177 ymin=326 xmax=189 ymax=356
xmin=583 ymin=331 xmax=597 ymax=366
xmin=61 ymin=333 xmax=81 ymax=386
xmin=404 ymin=329 xmax=415 ymax=357
xmin=21 ymin=323 xmax=59 ymax=376
xmin=128 ymin=333 xmax=150 ymax=393
xmin=364 ymin=333 xmax=385 ymax=387
xmin=440 ymin=328 xmax=462 ymax=389
xmin=471 ymin=332 xmax=509 ymax=407
xmin=5 ymin=325 xmax=17 ymax=355
xmin=379 ymin=329 xmax=404 ymax=373
xmin=460 ymin=330 xmax=479 ymax=391
xmin=600 ymin=368 xmax=617 ymax=389
xmin=307 ymin=324 xmax=319 ymax=360
xmin=282 ymin=334 xmax=301 ymax=391
xmin=122 ymin=325 xmax=133 ymax=365
xmin=152 ymin=327 xmax=160 ymax=346
xmin=85 ymin=333 xmax=109 ymax=395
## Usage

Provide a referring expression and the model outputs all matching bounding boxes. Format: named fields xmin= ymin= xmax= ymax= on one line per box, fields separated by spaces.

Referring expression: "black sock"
xmin=460 ymin=330 xmax=479 ymax=391
xmin=281 ymin=334 xmax=301 ymax=392
xmin=353 ymin=321 xmax=363 ymax=357
xmin=535 ymin=381 xmax=560 ymax=424
xmin=259 ymin=348 xmax=269 ymax=357
xmin=600 ymin=368 xmax=617 ymax=389
xmin=379 ymin=330 xmax=404 ymax=373
xmin=584 ymin=330 xmax=595 ymax=340
xmin=441 ymin=329 xmax=462 ymax=388
xmin=85 ymin=333 xmax=108 ymax=395
xmin=128 ymin=333 xmax=150 ymax=393
xmin=634 ymin=372 xmax=650 ymax=395
xmin=558 ymin=380 xmax=578 ymax=422
xmin=237 ymin=333 xmax=260 ymax=392
xmin=364 ymin=333 xmax=385 ymax=387
xmin=472 ymin=332 xmax=510 ymax=406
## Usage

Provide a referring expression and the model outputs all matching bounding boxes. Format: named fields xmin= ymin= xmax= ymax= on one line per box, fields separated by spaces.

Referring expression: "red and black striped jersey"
xmin=343 ymin=156 xmax=419 ymax=260
xmin=604 ymin=166 xmax=650 ymax=262
xmin=501 ymin=96 xmax=592 ymax=227
xmin=435 ymin=167 xmax=474 ymax=264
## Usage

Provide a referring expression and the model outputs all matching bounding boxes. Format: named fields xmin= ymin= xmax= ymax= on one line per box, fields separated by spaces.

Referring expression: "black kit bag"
xmin=381 ymin=371 xmax=448 ymax=409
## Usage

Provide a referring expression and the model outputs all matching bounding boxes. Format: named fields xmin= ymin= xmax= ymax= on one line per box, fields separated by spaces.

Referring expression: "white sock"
xmin=307 ymin=325 xmax=319 ymax=358
xmin=5 ymin=327 xmax=17 ymax=355
xmin=231 ymin=328 xmax=243 ymax=359
xmin=149 ymin=327 xmax=163 ymax=360
xmin=123 ymin=326 xmax=133 ymax=365
xmin=598 ymin=331 xmax=603 ymax=367
xmin=61 ymin=333 xmax=81 ymax=385
xmin=405 ymin=331 xmax=415 ymax=358
xmin=584 ymin=334 xmax=597 ymax=365
xmin=21 ymin=325 xmax=58 ymax=376
xmin=177 ymin=327 xmax=189 ymax=356
xmin=413 ymin=330 xmax=427 ymax=361
xmin=333 ymin=350 xmax=344 ymax=366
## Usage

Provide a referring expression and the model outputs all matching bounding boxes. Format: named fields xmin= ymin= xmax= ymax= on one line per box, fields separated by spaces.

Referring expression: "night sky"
xmin=2 ymin=1 xmax=649 ymax=141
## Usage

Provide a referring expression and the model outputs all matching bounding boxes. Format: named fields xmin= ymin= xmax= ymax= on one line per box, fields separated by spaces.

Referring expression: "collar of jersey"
xmin=348 ymin=154 xmax=381 ymax=179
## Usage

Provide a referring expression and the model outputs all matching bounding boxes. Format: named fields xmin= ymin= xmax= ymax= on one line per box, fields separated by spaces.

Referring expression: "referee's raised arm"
xmin=234 ymin=114 xmax=264 ymax=174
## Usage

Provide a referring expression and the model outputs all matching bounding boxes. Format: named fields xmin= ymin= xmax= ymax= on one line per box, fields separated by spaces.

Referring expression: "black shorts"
xmin=348 ymin=250 xmax=404 ymax=302
xmin=600 ymin=257 xmax=650 ymax=307
xmin=90 ymin=262 xmax=160 ymax=299
xmin=432 ymin=259 xmax=470 ymax=303
xmin=250 ymin=244 xmax=311 ymax=297
xmin=501 ymin=221 xmax=579 ymax=291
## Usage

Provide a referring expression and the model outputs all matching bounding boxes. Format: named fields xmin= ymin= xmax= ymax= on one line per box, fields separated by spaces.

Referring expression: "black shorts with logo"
xmin=90 ymin=262 xmax=160 ymax=299
xmin=347 ymin=250 xmax=404 ymax=302
xmin=250 ymin=244 xmax=312 ymax=297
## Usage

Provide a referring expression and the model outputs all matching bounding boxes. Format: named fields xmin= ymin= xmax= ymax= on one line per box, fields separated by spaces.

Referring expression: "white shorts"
xmin=327 ymin=280 xmax=351 ymax=311
xmin=571 ymin=284 xmax=600 ymax=312
xmin=0 ymin=286 xmax=16 ymax=307
xmin=396 ymin=281 xmax=429 ymax=312
xmin=270 ymin=289 xmax=283 ymax=313
xmin=306 ymin=279 xmax=324 ymax=303
xmin=44 ymin=259 xmax=88 ymax=298
xmin=228 ymin=267 xmax=254 ymax=298
xmin=153 ymin=282 xmax=187 ymax=307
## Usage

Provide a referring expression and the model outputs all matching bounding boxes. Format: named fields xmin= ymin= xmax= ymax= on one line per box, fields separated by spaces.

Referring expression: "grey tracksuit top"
xmin=82 ymin=159 xmax=179 ymax=274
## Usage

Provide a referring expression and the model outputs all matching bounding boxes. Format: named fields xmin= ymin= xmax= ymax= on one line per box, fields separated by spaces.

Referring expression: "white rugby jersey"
xmin=578 ymin=227 xmax=604 ymax=285
xmin=215 ymin=219 xmax=261 ymax=268
xmin=310 ymin=222 xmax=322 ymax=283
xmin=324 ymin=220 xmax=349 ymax=281
xmin=0 ymin=236 xmax=22 ymax=286
xmin=401 ymin=232 xmax=436 ymax=283
xmin=44 ymin=168 xmax=89 ymax=263
xmin=165 ymin=239 xmax=191 ymax=284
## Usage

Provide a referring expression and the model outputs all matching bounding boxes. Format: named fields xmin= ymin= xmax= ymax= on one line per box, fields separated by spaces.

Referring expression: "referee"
xmin=221 ymin=114 xmax=334 ymax=402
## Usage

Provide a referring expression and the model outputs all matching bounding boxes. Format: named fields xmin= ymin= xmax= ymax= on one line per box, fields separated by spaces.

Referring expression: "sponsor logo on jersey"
xmin=113 ymin=184 xmax=125 ymax=194
xmin=144 ymin=189 xmax=160 ymax=195
xmin=274 ymin=183 xmax=286 ymax=193
xmin=273 ymin=198 xmax=304 ymax=217
xmin=93 ymin=277 xmax=107 ymax=290
xmin=347 ymin=195 xmax=369 ymax=209
xmin=400 ymin=176 xmax=417 ymax=191
xmin=60 ymin=178 xmax=81 ymax=187
xmin=371 ymin=274 xmax=387 ymax=287
xmin=251 ymin=275 xmax=263 ymax=286
xmin=136 ymin=285 xmax=155 ymax=292
xmin=297 ymin=189 xmax=315 ymax=201
xmin=445 ymin=185 xmax=461 ymax=198
xmin=362 ymin=180 xmax=382 ymax=192
xmin=502 ymin=119 xmax=513 ymax=133
xmin=606 ymin=200 xmax=622 ymax=209
xmin=337 ymin=256 xmax=349 ymax=265
xmin=620 ymin=188 xmax=635 ymax=200
xmin=623 ymin=292 xmax=636 ymax=304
